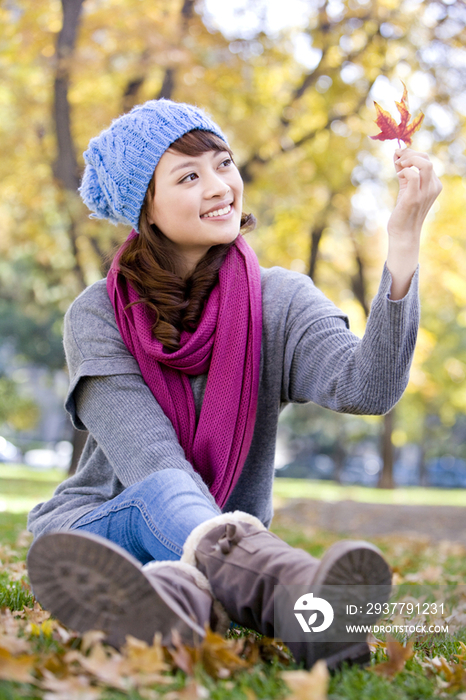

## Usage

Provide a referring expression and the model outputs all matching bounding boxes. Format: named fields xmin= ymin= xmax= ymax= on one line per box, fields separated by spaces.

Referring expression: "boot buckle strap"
xmin=218 ymin=523 xmax=245 ymax=554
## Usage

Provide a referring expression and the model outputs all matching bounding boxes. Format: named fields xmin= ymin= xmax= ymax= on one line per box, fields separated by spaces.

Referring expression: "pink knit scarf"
xmin=107 ymin=231 xmax=262 ymax=508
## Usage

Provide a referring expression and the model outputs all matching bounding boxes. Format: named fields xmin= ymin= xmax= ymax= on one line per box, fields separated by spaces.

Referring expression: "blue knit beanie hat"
xmin=79 ymin=99 xmax=228 ymax=232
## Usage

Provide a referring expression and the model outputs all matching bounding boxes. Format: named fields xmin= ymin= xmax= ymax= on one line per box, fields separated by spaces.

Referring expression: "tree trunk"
xmin=52 ymin=0 xmax=89 ymax=475
xmin=350 ymin=249 xmax=370 ymax=319
xmin=419 ymin=415 xmax=428 ymax=486
xmin=157 ymin=68 xmax=175 ymax=100
xmin=333 ymin=438 xmax=345 ymax=484
xmin=308 ymin=225 xmax=324 ymax=280
xmin=379 ymin=409 xmax=395 ymax=488
xmin=53 ymin=0 xmax=87 ymax=289
xmin=53 ymin=0 xmax=85 ymax=192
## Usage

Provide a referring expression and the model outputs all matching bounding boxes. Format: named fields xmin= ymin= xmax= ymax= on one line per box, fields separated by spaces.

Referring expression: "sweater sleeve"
xmin=283 ymin=264 xmax=420 ymax=414
xmin=74 ymin=374 xmax=220 ymax=509
xmin=63 ymin=279 xmax=141 ymax=430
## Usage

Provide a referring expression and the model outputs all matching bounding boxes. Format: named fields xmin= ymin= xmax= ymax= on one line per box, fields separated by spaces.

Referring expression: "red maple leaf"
xmin=371 ymin=82 xmax=424 ymax=147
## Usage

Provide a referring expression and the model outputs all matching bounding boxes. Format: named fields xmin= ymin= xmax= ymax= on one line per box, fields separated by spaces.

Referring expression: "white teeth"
xmin=202 ymin=204 xmax=231 ymax=218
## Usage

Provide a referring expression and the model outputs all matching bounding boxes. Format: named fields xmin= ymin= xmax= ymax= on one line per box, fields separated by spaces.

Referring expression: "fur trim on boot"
xmin=181 ymin=511 xmax=266 ymax=567
xmin=142 ymin=559 xmax=231 ymax=635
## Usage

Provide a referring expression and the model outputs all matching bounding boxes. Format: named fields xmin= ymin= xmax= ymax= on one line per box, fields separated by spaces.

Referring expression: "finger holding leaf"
xmin=370 ymin=84 xmax=442 ymax=300
xmin=389 ymin=148 xmax=442 ymax=241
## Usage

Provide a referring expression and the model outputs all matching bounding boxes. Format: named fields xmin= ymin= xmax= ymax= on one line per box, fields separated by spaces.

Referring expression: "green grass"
xmin=1 ymin=465 xmax=465 ymax=517
xmin=0 ymin=512 xmax=28 ymax=545
xmin=0 ymin=465 xmax=66 ymax=483
xmin=0 ymin=464 xmax=64 ymax=514
xmin=0 ymin=572 xmax=34 ymax=610
xmin=273 ymin=477 xmax=466 ymax=506
xmin=328 ymin=659 xmax=440 ymax=700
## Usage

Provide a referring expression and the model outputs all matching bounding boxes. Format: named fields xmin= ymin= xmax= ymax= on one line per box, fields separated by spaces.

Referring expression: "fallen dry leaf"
xmin=0 ymin=608 xmax=32 ymax=655
xmin=455 ymin=642 xmax=466 ymax=664
xmin=52 ymin=621 xmax=77 ymax=645
xmin=120 ymin=634 xmax=172 ymax=687
xmin=2 ymin=560 xmax=28 ymax=581
xmin=0 ymin=646 xmax=37 ymax=684
xmin=421 ymin=653 xmax=466 ymax=693
xmin=168 ymin=629 xmax=196 ymax=676
xmin=367 ymin=632 xmax=386 ymax=653
xmin=79 ymin=629 xmax=107 ymax=654
xmin=39 ymin=650 xmax=72 ymax=679
xmin=40 ymin=669 xmax=101 ymax=700
xmin=241 ymin=633 xmax=292 ymax=666
xmin=18 ymin=601 xmax=51 ymax=625
xmin=167 ymin=627 xmax=249 ymax=679
xmin=371 ymin=634 xmax=414 ymax=678
xmin=122 ymin=633 xmax=168 ymax=674
xmin=281 ymin=660 xmax=329 ymax=700
xmin=404 ymin=565 xmax=443 ymax=583
xmin=64 ymin=643 xmax=127 ymax=691
xmin=432 ymin=642 xmax=466 ymax=693
xmin=199 ymin=627 xmax=249 ymax=679
xmin=371 ymin=82 xmax=424 ymax=147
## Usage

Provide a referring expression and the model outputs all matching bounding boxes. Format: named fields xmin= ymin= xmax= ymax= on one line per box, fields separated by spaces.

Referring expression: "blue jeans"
xmin=71 ymin=469 xmax=220 ymax=565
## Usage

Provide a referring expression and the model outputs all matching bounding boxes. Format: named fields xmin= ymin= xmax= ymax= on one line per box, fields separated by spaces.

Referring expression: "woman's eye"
xmin=220 ymin=158 xmax=232 ymax=168
xmin=180 ymin=172 xmax=197 ymax=183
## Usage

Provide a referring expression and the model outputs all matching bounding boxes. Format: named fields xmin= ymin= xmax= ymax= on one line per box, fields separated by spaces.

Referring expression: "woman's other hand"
xmin=386 ymin=148 xmax=442 ymax=300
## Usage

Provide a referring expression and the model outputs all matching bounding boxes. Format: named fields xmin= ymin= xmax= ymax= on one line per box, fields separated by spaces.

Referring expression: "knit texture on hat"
xmin=79 ymin=99 xmax=228 ymax=231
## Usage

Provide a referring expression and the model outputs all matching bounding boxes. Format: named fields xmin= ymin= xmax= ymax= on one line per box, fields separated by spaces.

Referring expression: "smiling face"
xmin=148 ymin=147 xmax=244 ymax=277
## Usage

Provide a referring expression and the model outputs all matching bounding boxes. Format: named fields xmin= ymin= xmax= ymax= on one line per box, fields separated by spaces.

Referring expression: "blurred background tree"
xmin=0 ymin=0 xmax=465 ymax=483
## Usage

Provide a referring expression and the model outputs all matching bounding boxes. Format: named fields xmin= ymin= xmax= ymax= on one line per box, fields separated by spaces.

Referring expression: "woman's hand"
xmin=386 ymin=148 xmax=442 ymax=300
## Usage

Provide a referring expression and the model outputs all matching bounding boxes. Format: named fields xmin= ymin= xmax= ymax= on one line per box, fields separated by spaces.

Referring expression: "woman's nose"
xmin=204 ymin=171 xmax=230 ymax=198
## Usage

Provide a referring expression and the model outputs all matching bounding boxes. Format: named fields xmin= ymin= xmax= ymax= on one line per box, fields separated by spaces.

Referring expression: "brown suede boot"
xmin=181 ymin=511 xmax=392 ymax=669
xmin=27 ymin=531 xmax=229 ymax=649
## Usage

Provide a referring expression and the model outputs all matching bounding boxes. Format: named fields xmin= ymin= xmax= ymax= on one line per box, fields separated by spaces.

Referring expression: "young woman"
xmin=27 ymin=99 xmax=441 ymax=669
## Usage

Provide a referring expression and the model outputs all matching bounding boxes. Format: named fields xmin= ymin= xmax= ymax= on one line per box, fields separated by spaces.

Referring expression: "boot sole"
xmin=313 ymin=539 xmax=392 ymax=588
xmin=27 ymin=531 xmax=206 ymax=649
xmin=287 ymin=540 xmax=391 ymax=670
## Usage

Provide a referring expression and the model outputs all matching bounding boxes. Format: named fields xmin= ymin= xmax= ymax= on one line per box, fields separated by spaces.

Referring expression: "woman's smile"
xmin=200 ymin=202 xmax=233 ymax=219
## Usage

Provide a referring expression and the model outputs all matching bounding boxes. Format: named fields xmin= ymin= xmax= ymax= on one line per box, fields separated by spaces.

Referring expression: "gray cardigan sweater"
xmin=28 ymin=264 xmax=419 ymax=538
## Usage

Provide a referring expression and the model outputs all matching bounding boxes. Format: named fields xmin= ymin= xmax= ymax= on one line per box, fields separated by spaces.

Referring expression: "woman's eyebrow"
xmin=169 ymin=160 xmax=198 ymax=175
xmin=169 ymin=152 xmax=229 ymax=175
